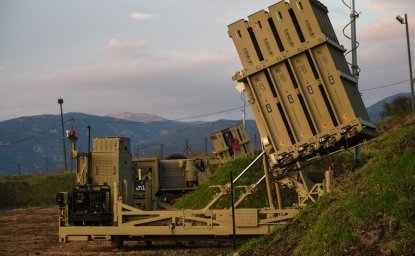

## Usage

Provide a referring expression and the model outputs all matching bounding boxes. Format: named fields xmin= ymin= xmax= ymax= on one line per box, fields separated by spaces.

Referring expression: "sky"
xmin=0 ymin=0 xmax=414 ymax=122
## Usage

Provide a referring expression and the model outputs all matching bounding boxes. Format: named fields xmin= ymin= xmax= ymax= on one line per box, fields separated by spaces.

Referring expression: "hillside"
xmin=172 ymin=115 xmax=415 ymax=255
xmin=366 ymin=92 xmax=411 ymax=123
xmin=0 ymin=113 xmax=259 ymax=175
xmin=0 ymin=115 xmax=413 ymax=254
xmin=174 ymin=157 xmax=268 ymax=210
xmin=105 ymin=112 xmax=167 ymax=123
xmin=0 ymin=173 xmax=75 ymax=209
xmin=0 ymin=91 xmax=408 ymax=175
xmin=232 ymin=115 xmax=415 ymax=255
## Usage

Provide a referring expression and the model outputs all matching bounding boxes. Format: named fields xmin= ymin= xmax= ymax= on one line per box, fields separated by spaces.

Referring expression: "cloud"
xmin=359 ymin=18 xmax=401 ymax=43
xmin=0 ymin=49 xmax=241 ymax=121
xmin=363 ymin=0 xmax=415 ymax=13
xmin=105 ymin=38 xmax=148 ymax=54
xmin=0 ymin=65 xmax=4 ymax=72
xmin=130 ymin=12 xmax=157 ymax=21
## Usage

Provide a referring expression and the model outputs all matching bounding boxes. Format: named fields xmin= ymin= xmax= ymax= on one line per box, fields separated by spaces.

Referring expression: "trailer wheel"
xmin=186 ymin=181 xmax=198 ymax=187
xmin=111 ymin=236 xmax=123 ymax=249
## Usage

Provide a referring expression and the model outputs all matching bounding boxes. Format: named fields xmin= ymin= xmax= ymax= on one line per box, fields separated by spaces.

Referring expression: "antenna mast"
xmin=350 ymin=0 xmax=362 ymax=167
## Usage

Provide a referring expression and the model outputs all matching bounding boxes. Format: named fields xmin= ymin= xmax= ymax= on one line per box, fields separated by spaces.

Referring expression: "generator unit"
xmin=57 ymin=133 xmax=134 ymax=227
xmin=57 ymin=131 xmax=207 ymax=225
xmin=228 ymin=0 xmax=377 ymax=169
xmin=132 ymin=157 xmax=206 ymax=210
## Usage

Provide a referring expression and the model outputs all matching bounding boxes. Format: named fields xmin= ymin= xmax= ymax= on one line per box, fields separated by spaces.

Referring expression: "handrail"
xmin=233 ymin=150 xmax=265 ymax=184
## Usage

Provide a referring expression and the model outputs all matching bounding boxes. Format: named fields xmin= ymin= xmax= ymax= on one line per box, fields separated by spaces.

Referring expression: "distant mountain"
xmin=105 ymin=112 xmax=167 ymax=123
xmin=366 ymin=93 xmax=411 ymax=123
xmin=3 ymin=91 xmax=406 ymax=175
xmin=0 ymin=113 xmax=258 ymax=175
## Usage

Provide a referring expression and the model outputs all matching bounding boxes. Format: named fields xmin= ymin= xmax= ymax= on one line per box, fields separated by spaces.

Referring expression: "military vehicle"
xmin=210 ymin=123 xmax=253 ymax=163
xmin=132 ymin=156 xmax=207 ymax=210
xmin=56 ymin=0 xmax=377 ymax=247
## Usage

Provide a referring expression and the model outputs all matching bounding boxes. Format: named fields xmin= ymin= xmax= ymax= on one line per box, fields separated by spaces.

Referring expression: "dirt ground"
xmin=0 ymin=208 xmax=234 ymax=256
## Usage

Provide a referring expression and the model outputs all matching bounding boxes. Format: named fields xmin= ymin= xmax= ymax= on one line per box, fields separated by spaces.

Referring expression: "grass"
xmin=236 ymin=115 xmax=415 ymax=255
xmin=295 ymin=209 xmax=359 ymax=255
xmin=174 ymin=157 xmax=268 ymax=210
xmin=0 ymin=173 xmax=75 ymax=209
xmin=1 ymin=115 xmax=414 ymax=255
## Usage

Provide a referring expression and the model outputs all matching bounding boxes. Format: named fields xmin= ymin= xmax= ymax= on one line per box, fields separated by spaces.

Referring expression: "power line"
xmin=72 ymin=79 xmax=410 ymax=126
xmin=361 ymin=79 xmax=409 ymax=92
xmin=74 ymin=118 xmax=139 ymax=124
xmin=0 ymin=106 xmax=243 ymax=149
xmin=74 ymin=106 xmax=242 ymax=124
xmin=0 ymin=76 xmax=409 ymax=149
xmin=5 ymin=77 xmax=407 ymax=150
xmin=9 ymin=77 xmax=409 ymax=149
xmin=171 ymin=106 xmax=241 ymax=121
xmin=0 ymin=120 xmax=71 ymax=148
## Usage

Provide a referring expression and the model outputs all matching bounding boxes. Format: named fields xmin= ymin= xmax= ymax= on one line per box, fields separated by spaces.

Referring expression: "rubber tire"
xmin=111 ymin=236 xmax=123 ymax=249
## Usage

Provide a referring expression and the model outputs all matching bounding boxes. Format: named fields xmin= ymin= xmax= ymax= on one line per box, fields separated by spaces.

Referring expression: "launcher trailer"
xmin=56 ymin=0 xmax=377 ymax=247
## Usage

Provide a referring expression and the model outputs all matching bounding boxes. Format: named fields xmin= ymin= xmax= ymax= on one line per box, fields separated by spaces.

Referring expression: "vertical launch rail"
xmin=228 ymin=0 xmax=377 ymax=169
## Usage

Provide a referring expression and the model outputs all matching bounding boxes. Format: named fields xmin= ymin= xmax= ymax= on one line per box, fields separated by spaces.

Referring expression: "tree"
xmin=381 ymin=95 xmax=412 ymax=119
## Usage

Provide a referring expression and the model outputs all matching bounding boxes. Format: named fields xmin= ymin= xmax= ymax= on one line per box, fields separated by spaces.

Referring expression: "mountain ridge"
xmin=0 ymin=92 xmax=410 ymax=175
xmin=0 ymin=112 xmax=258 ymax=175
xmin=366 ymin=92 xmax=411 ymax=122
xmin=105 ymin=112 xmax=167 ymax=123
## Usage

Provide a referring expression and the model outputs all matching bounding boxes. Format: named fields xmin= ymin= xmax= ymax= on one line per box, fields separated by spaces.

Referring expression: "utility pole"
xmin=58 ymin=98 xmax=68 ymax=171
xmin=204 ymin=137 xmax=208 ymax=156
xmin=242 ymin=92 xmax=246 ymax=127
xmin=160 ymin=144 xmax=164 ymax=159
xmin=396 ymin=14 xmax=415 ymax=114
xmin=350 ymin=0 xmax=362 ymax=168
xmin=230 ymin=170 xmax=236 ymax=252
xmin=183 ymin=139 xmax=192 ymax=157
xmin=87 ymin=125 xmax=91 ymax=176
xmin=70 ymin=117 xmax=75 ymax=173
xmin=87 ymin=125 xmax=91 ymax=155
